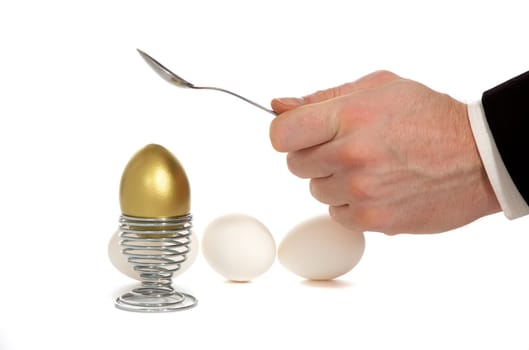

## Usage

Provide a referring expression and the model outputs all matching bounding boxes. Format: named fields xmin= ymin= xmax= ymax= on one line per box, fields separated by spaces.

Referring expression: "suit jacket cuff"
xmin=467 ymin=101 xmax=529 ymax=219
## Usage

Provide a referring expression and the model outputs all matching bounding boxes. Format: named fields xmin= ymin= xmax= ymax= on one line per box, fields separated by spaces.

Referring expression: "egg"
xmin=201 ymin=214 xmax=276 ymax=282
xmin=120 ymin=143 xmax=190 ymax=218
xmin=107 ymin=230 xmax=199 ymax=280
xmin=278 ymin=215 xmax=365 ymax=280
xmin=112 ymin=143 xmax=197 ymax=278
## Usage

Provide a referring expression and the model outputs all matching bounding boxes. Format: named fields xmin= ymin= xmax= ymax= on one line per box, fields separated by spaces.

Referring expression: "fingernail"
xmin=275 ymin=97 xmax=304 ymax=107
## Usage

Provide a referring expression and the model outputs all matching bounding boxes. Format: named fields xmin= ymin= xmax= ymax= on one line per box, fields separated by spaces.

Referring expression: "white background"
xmin=1 ymin=0 xmax=529 ymax=349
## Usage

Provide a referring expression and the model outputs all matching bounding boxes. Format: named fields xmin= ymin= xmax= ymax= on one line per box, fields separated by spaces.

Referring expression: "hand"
xmin=269 ymin=71 xmax=500 ymax=234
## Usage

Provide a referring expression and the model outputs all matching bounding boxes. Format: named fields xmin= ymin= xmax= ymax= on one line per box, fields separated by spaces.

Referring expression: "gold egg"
xmin=119 ymin=144 xmax=190 ymax=218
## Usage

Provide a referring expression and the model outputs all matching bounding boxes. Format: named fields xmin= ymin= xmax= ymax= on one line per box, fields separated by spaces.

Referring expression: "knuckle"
xmin=309 ymin=178 xmax=325 ymax=203
xmin=333 ymin=136 xmax=380 ymax=169
xmin=304 ymin=88 xmax=334 ymax=103
xmin=356 ymin=206 xmax=400 ymax=234
xmin=329 ymin=202 xmax=398 ymax=234
xmin=286 ymin=152 xmax=303 ymax=177
xmin=335 ymin=141 xmax=362 ymax=164
xmin=328 ymin=205 xmax=341 ymax=222
xmin=347 ymin=178 xmax=371 ymax=201
xmin=353 ymin=206 xmax=384 ymax=232
xmin=371 ymin=70 xmax=399 ymax=81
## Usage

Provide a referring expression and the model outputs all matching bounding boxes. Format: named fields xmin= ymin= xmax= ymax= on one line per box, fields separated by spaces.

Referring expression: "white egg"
xmin=201 ymin=214 xmax=276 ymax=282
xmin=278 ymin=215 xmax=365 ymax=280
xmin=108 ymin=230 xmax=199 ymax=280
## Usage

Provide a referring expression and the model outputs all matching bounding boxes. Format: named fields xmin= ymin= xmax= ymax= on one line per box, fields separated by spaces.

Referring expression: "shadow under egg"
xmin=300 ymin=279 xmax=354 ymax=289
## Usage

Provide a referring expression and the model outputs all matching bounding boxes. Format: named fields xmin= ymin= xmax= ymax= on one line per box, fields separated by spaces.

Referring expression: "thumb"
xmin=271 ymin=97 xmax=305 ymax=114
xmin=271 ymin=70 xmax=400 ymax=114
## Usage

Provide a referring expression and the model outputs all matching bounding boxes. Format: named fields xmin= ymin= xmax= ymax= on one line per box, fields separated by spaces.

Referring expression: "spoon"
xmin=137 ymin=49 xmax=276 ymax=115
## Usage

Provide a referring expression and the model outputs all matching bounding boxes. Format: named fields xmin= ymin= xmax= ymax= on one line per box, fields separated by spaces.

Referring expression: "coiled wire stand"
xmin=114 ymin=214 xmax=197 ymax=312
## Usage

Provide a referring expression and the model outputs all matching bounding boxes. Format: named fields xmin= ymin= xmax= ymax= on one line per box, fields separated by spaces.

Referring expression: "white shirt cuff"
xmin=467 ymin=101 xmax=529 ymax=219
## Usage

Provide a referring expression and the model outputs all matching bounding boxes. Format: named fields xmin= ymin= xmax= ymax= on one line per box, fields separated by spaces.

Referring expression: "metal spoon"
xmin=137 ymin=49 xmax=276 ymax=115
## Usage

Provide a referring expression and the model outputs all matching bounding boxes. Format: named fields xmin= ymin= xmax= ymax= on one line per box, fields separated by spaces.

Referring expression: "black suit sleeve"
xmin=482 ymin=71 xmax=529 ymax=205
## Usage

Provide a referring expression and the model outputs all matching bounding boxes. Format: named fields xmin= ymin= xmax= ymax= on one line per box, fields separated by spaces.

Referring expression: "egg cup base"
xmin=115 ymin=287 xmax=197 ymax=313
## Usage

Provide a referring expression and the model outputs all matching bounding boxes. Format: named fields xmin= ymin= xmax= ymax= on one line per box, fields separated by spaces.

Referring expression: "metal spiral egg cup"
xmin=114 ymin=214 xmax=197 ymax=312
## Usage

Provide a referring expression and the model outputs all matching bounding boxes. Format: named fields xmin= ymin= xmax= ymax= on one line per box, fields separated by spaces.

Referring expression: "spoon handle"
xmin=192 ymin=86 xmax=277 ymax=116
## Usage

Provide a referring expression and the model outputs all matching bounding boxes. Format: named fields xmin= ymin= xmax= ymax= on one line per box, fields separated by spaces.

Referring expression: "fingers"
xmin=309 ymin=176 xmax=347 ymax=206
xmin=285 ymin=141 xmax=337 ymax=178
xmin=269 ymin=70 xmax=400 ymax=152
xmin=328 ymin=205 xmax=365 ymax=231
xmin=309 ymin=171 xmax=374 ymax=207
xmin=328 ymin=204 xmax=353 ymax=227
xmin=329 ymin=204 xmax=389 ymax=233
xmin=271 ymin=70 xmax=400 ymax=114
xmin=269 ymin=101 xmax=339 ymax=152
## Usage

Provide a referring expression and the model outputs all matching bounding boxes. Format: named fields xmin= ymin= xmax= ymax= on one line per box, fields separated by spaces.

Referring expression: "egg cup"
xmin=114 ymin=214 xmax=197 ymax=312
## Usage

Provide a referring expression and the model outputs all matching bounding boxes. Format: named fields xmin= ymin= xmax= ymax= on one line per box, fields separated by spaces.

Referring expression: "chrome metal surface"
xmin=137 ymin=49 xmax=276 ymax=115
xmin=114 ymin=214 xmax=197 ymax=312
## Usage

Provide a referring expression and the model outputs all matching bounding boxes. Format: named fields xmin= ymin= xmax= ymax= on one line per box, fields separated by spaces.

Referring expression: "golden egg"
xmin=119 ymin=144 xmax=190 ymax=218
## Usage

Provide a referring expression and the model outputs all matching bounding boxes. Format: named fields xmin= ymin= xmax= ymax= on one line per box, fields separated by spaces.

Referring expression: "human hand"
xmin=270 ymin=71 xmax=500 ymax=234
